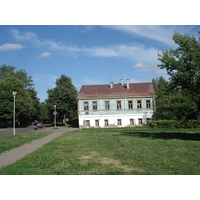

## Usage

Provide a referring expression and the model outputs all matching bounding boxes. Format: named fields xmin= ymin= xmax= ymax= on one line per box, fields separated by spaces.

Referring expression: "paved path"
xmin=0 ymin=127 xmax=78 ymax=169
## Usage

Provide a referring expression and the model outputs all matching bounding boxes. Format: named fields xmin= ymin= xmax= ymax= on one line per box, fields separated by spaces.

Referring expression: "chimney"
xmin=120 ymin=79 xmax=124 ymax=85
xmin=126 ymin=79 xmax=130 ymax=89
xmin=110 ymin=82 xmax=113 ymax=88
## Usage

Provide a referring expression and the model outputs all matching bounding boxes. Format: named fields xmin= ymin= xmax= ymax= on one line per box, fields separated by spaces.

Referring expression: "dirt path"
xmin=0 ymin=127 xmax=78 ymax=169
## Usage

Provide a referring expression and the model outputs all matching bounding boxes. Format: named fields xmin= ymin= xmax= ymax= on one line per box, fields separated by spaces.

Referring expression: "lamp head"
xmin=13 ymin=90 xmax=17 ymax=96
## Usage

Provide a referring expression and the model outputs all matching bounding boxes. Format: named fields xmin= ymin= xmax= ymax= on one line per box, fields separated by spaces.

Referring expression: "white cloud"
xmin=10 ymin=28 xmax=161 ymax=62
xmin=39 ymin=52 xmax=51 ymax=58
xmin=104 ymin=25 xmax=197 ymax=46
xmin=133 ymin=62 xmax=160 ymax=73
xmin=0 ymin=43 xmax=24 ymax=51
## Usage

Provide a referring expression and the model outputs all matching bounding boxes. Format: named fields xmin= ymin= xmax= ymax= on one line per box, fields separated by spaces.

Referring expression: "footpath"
xmin=0 ymin=127 xmax=78 ymax=169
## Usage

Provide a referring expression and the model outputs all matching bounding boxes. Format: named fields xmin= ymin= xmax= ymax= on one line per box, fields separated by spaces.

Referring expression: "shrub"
xmin=148 ymin=120 xmax=200 ymax=129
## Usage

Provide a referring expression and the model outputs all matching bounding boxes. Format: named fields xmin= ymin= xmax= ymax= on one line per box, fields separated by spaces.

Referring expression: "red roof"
xmin=77 ymin=82 xmax=154 ymax=99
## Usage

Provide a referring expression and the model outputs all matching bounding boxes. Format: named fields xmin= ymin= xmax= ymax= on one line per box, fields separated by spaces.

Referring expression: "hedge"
xmin=148 ymin=120 xmax=200 ymax=129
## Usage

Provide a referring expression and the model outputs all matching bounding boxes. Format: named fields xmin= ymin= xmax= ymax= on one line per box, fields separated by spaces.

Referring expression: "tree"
xmin=46 ymin=75 xmax=77 ymax=125
xmin=0 ymin=65 xmax=40 ymax=126
xmin=158 ymin=32 xmax=200 ymax=121
xmin=152 ymin=76 xmax=171 ymax=120
xmin=0 ymin=64 xmax=33 ymax=88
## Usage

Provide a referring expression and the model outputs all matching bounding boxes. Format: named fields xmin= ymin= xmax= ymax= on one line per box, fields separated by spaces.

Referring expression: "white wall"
xmin=79 ymin=113 xmax=153 ymax=128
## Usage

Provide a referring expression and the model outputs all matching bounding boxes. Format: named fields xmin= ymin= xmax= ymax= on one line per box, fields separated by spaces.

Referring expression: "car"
xmin=37 ymin=122 xmax=43 ymax=128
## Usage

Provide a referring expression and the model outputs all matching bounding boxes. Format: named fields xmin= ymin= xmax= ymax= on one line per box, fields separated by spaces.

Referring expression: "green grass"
xmin=0 ymin=132 xmax=52 ymax=153
xmin=0 ymin=127 xmax=200 ymax=175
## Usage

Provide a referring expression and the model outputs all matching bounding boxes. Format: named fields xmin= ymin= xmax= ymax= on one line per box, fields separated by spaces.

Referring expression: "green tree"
xmin=38 ymin=102 xmax=49 ymax=122
xmin=0 ymin=65 xmax=40 ymax=126
xmin=0 ymin=64 xmax=33 ymax=88
xmin=152 ymin=76 xmax=171 ymax=120
xmin=46 ymin=75 xmax=77 ymax=125
xmin=158 ymin=32 xmax=200 ymax=121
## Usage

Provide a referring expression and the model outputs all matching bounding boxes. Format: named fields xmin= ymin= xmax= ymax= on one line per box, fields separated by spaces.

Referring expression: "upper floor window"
xmin=128 ymin=100 xmax=133 ymax=110
xmin=146 ymin=100 xmax=151 ymax=109
xmin=105 ymin=101 xmax=110 ymax=110
xmin=93 ymin=101 xmax=98 ymax=111
xmin=116 ymin=101 xmax=122 ymax=110
xmin=137 ymin=100 xmax=142 ymax=109
xmin=83 ymin=101 xmax=89 ymax=111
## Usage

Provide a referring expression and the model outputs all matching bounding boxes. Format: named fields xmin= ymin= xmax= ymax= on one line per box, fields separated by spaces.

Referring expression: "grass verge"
xmin=0 ymin=132 xmax=52 ymax=153
xmin=0 ymin=127 xmax=199 ymax=175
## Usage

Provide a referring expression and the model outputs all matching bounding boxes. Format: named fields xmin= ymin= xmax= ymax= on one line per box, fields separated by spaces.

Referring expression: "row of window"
xmin=83 ymin=100 xmax=151 ymax=111
xmin=84 ymin=118 xmax=144 ymax=127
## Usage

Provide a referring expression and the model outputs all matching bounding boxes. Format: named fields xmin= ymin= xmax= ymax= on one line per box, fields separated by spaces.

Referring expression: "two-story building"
xmin=77 ymin=80 xmax=155 ymax=128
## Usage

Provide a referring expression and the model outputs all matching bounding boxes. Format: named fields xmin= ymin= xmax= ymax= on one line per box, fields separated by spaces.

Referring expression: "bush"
xmin=148 ymin=120 xmax=200 ymax=129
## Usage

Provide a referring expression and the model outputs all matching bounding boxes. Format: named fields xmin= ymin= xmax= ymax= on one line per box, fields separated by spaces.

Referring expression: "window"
xmin=105 ymin=101 xmax=110 ymax=110
xmin=104 ymin=119 xmax=109 ymax=126
xmin=138 ymin=118 xmax=143 ymax=125
xmin=137 ymin=100 xmax=142 ymax=109
xmin=116 ymin=101 xmax=122 ymax=110
xmin=117 ymin=119 xmax=122 ymax=126
xmin=85 ymin=120 xmax=90 ymax=127
xmin=128 ymin=100 xmax=133 ymax=110
xmin=95 ymin=120 xmax=99 ymax=127
xmin=84 ymin=102 xmax=89 ymax=111
xmin=130 ymin=119 xmax=134 ymax=125
xmin=146 ymin=100 xmax=151 ymax=109
xmin=93 ymin=101 xmax=98 ymax=111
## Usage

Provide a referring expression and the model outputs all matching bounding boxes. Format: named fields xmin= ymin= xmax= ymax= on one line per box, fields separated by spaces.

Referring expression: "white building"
xmin=77 ymin=80 xmax=155 ymax=128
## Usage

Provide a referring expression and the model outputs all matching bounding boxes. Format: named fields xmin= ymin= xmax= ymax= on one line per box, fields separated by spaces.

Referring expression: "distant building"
xmin=77 ymin=79 xmax=155 ymax=128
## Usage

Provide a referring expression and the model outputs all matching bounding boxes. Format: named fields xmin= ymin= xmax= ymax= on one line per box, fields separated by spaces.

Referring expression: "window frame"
xmin=104 ymin=119 xmax=109 ymax=126
xmin=146 ymin=99 xmax=151 ymax=109
xmin=117 ymin=119 xmax=122 ymax=126
xmin=128 ymin=100 xmax=133 ymax=110
xmin=138 ymin=118 xmax=143 ymax=125
xmin=116 ymin=100 xmax=122 ymax=110
xmin=130 ymin=119 xmax=134 ymax=125
xmin=95 ymin=119 xmax=99 ymax=127
xmin=83 ymin=101 xmax=89 ymax=111
xmin=92 ymin=101 xmax=98 ymax=111
xmin=105 ymin=100 xmax=110 ymax=110
xmin=137 ymin=100 xmax=142 ymax=109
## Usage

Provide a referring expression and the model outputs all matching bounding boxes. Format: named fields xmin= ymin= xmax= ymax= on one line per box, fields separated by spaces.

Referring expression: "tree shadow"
xmin=120 ymin=131 xmax=200 ymax=141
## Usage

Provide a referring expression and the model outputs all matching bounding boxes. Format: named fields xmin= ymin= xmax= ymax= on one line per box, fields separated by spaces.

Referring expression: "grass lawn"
xmin=0 ymin=127 xmax=199 ymax=175
xmin=0 ymin=132 xmax=51 ymax=153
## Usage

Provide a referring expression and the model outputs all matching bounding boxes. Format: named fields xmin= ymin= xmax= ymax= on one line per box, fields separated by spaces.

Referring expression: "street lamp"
xmin=54 ymin=105 xmax=56 ymax=128
xmin=13 ymin=90 xmax=17 ymax=136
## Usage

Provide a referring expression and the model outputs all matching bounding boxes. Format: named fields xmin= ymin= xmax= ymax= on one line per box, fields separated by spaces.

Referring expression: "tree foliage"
xmin=0 ymin=65 xmax=40 ymax=125
xmin=156 ymin=31 xmax=200 ymax=121
xmin=46 ymin=74 xmax=77 ymax=125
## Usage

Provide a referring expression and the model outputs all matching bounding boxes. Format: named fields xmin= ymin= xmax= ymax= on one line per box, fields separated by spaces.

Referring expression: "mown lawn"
xmin=0 ymin=132 xmax=52 ymax=153
xmin=0 ymin=127 xmax=199 ymax=175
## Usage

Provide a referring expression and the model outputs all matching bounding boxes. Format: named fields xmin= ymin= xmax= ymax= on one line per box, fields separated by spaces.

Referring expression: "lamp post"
xmin=54 ymin=105 xmax=56 ymax=128
xmin=13 ymin=90 xmax=17 ymax=136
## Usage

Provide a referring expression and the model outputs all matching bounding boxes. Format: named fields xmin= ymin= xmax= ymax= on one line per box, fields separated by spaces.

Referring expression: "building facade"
xmin=77 ymin=80 xmax=154 ymax=128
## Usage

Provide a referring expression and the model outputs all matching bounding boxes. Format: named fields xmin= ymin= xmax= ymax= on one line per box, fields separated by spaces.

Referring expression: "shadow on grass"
xmin=120 ymin=131 xmax=200 ymax=141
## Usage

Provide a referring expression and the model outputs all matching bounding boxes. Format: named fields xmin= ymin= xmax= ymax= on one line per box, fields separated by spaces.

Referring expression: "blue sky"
xmin=0 ymin=25 xmax=199 ymax=102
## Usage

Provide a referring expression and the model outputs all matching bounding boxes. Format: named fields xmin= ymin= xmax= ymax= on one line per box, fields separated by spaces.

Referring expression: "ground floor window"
xmin=117 ymin=119 xmax=122 ymax=126
xmin=104 ymin=119 xmax=109 ymax=126
xmin=138 ymin=118 xmax=143 ymax=125
xmin=130 ymin=119 xmax=134 ymax=125
xmin=85 ymin=120 xmax=90 ymax=127
xmin=95 ymin=120 xmax=99 ymax=127
xmin=146 ymin=118 xmax=151 ymax=124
